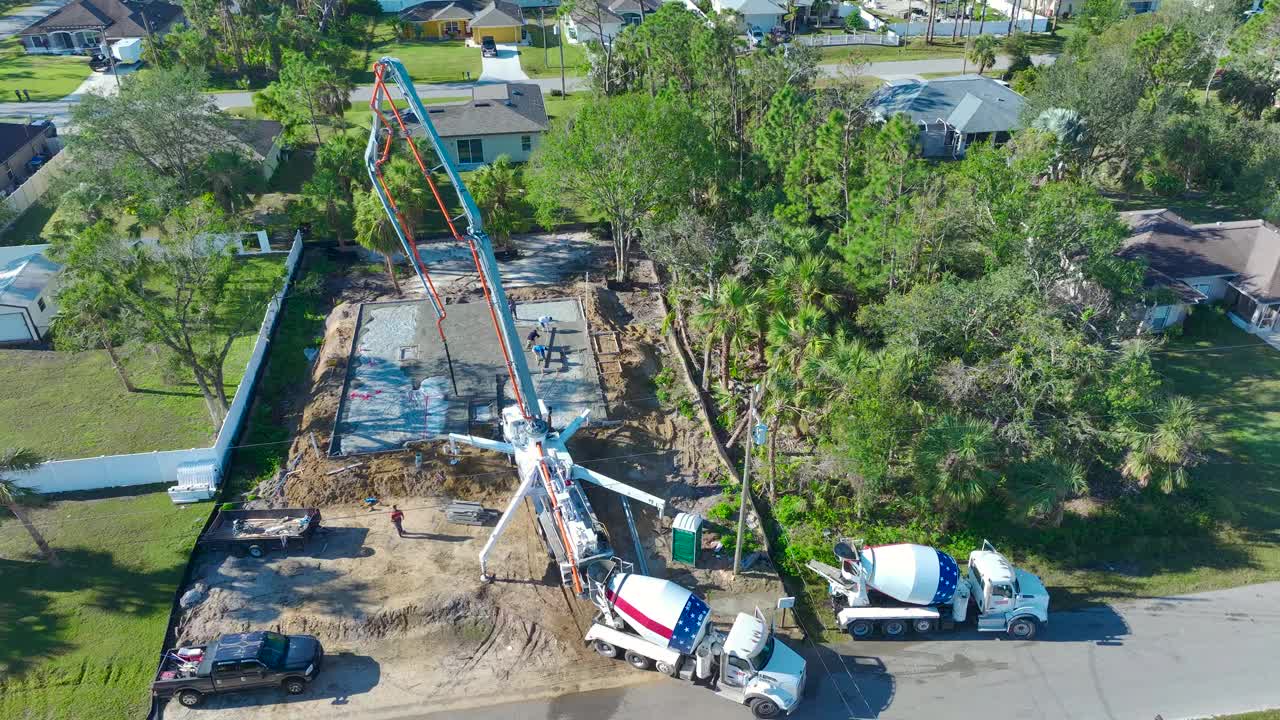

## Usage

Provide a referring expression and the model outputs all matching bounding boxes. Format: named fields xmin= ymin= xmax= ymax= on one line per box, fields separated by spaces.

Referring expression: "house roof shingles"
xmin=0 ymin=250 xmax=59 ymax=305
xmin=428 ymin=83 xmax=548 ymax=138
xmin=225 ymin=118 xmax=283 ymax=161
xmin=0 ymin=122 xmax=53 ymax=165
xmin=401 ymin=0 xmax=523 ymax=25
xmin=869 ymin=74 xmax=1025 ymax=135
xmin=1120 ymin=209 xmax=1280 ymax=303
xmin=20 ymin=0 xmax=182 ymax=39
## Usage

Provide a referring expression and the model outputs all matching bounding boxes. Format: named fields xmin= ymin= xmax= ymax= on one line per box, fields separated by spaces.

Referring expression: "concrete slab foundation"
xmin=332 ymin=298 xmax=606 ymax=455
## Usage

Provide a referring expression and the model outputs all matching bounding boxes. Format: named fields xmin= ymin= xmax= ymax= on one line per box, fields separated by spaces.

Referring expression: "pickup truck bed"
xmin=198 ymin=508 xmax=321 ymax=557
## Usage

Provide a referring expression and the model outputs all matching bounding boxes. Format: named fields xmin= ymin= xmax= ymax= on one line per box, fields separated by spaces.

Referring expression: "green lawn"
xmin=0 ymin=256 xmax=286 ymax=460
xmin=520 ymin=24 xmax=588 ymax=79
xmin=820 ymin=39 xmax=966 ymax=64
xmin=353 ymin=17 xmax=481 ymax=85
xmin=1107 ymin=191 xmax=1258 ymax=224
xmin=1216 ymin=712 xmax=1280 ymax=719
xmin=0 ymin=39 xmax=92 ymax=102
xmin=0 ymin=488 xmax=212 ymax=720
xmin=0 ymin=199 xmax=56 ymax=246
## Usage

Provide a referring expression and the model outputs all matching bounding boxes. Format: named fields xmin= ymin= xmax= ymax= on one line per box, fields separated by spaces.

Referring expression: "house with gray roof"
xmin=0 ymin=245 xmax=60 ymax=344
xmin=420 ymin=83 xmax=549 ymax=168
xmin=19 ymin=0 xmax=183 ymax=55
xmin=563 ymin=0 xmax=660 ymax=44
xmin=1119 ymin=209 xmax=1280 ymax=336
xmin=868 ymin=75 xmax=1025 ymax=159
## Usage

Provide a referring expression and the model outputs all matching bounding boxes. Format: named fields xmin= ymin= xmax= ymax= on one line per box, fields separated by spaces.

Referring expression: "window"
xmin=1193 ymin=283 xmax=1212 ymax=298
xmin=213 ymin=661 xmax=239 ymax=675
xmin=36 ymin=297 xmax=45 ymax=312
xmin=521 ymin=135 xmax=532 ymax=152
xmin=970 ymin=564 xmax=984 ymax=588
xmin=444 ymin=20 xmax=460 ymax=34
xmin=457 ymin=138 xmax=483 ymax=164
xmin=991 ymin=583 xmax=1014 ymax=600
xmin=1149 ymin=305 xmax=1171 ymax=331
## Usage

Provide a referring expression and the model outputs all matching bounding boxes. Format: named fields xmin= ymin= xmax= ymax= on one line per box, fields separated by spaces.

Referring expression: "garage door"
xmin=0 ymin=312 xmax=32 ymax=342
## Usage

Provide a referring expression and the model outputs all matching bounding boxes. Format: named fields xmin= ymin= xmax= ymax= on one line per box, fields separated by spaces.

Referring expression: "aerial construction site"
xmin=165 ymin=58 xmax=795 ymax=719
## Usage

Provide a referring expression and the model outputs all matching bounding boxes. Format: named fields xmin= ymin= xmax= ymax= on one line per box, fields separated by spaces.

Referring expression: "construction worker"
xmin=526 ymin=328 xmax=540 ymax=350
xmin=538 ymin=315 xmax=554 ymax=332
xmin=390 ymin=505 xmax=405 ymax=537
xmin=533 ymin=344 xmax=548 ymax=362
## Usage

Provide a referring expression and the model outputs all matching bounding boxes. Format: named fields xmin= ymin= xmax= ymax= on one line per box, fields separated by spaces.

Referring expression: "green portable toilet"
xmin=672 ymin=512 xmax=703 ymax=566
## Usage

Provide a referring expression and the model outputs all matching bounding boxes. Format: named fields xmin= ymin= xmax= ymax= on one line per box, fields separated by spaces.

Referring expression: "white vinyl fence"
xmin=887 ymin=16 xmax=1048 ymax=35
xmin=16 ymin=234 xmax=305 ymax=494
xmin=797 ymin=30 xmax=901 ymax=46
xmin=1 ymin=141 xmax=67 ymax=220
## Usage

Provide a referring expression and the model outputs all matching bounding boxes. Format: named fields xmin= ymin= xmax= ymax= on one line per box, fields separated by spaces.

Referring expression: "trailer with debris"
xmin=198 ymin=508 xmax=322 ymax=558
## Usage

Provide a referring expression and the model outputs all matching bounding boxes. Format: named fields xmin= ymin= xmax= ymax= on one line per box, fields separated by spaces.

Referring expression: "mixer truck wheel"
xmin=912 ymin=619 xmax=935 ymax=634
xmin=847 ymin=620 xmax=875 ymax=639
xmin=1007 ymin=617 xmax=1039 ymax=640
xmin=655 ymin=660 xmax=676 ymax=676
xmin=750 ymin=697 xmax=782 ymax=718
xmin=882 ymin=620 xmax=907 ymax=638
xmin=625 ymin=650 xmax=653 ymax=671
xmin=593 ymin=640 xmax=619 ymax=659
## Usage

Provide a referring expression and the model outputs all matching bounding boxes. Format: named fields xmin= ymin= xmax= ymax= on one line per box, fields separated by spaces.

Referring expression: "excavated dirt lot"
xmin=164 ymin=239 xmax=784 ymax=718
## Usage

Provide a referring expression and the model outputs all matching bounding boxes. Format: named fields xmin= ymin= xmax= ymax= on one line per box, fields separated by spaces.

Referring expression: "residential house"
xmin=0 ymin=121 xmax=59 ymax=197
xmin=1120 ymin=209 xmax=1280 ymax=336
xmin=868 ymin=75 xmax=1025 ymax=159
xmin=563 ymin=0 xmax=660 ymax=44
xmin=0 ymin=245 xmax=60 ymax=344
xmin=400 ymin=0 xmax=526 ymax=44
xmin=423 ymin=83 xmax=549 ymax=168
xmin=226 ymin=118 xmax=285 ymax=180
xmin=18 ymin=0 xmax=183 ymax=55
xmin=707 ymin=0 xmax=798 ymax=33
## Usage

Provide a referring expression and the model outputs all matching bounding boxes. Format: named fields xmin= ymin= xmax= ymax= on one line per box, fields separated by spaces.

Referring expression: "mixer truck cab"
xmin=584 ymin=569 xmax=806 ymax=717
xmin=965 ymin=542 xmax=1049 ymax=639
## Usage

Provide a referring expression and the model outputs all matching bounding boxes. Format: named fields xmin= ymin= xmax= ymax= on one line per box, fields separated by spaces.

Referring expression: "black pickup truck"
xmin=152 ymin=631 xmax=324 ymax=708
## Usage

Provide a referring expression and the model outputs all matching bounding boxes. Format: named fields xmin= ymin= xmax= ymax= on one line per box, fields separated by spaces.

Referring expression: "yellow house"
xmin=400 ymin=0 xmax=525 ymax=43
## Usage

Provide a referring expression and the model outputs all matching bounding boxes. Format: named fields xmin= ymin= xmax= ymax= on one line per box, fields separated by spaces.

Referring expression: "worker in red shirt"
xmin=390 ymin=505 xmax=405 ymax=537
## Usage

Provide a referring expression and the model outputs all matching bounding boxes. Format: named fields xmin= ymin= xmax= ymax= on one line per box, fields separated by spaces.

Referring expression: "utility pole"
xmin=733 ymin=384 xmax=762 ymax=577
xmin=541 ymin=7 xmax=548 ymax=67
xmin=557 ymin=21 xmax=566 ymax=98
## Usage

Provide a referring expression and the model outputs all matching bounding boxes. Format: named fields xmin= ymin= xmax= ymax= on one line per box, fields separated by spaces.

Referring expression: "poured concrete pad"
xmin=414 ymin=233 xmax=602 ymax=290
xmin=333 ymin=298 xmax=605 ymax=455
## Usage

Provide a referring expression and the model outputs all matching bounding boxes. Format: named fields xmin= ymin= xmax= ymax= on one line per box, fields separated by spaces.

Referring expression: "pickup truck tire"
xmin=750 ymin=697 xmax=782 ymax=718
xmin=624 ymin=650 xmax=653 ymax=671
xmin=177 ymin=689 xmax=203 ymax=707
xmin=283 ymin=677 xmax=307 ymax=695
xmin=248 ymin=544 xmax=265 ymax=558
xmin=882 ymin=620 xmax=907 ymax=638
xmin=593 ymin=640 xmax=619 ymax=659
xmin=847 ymin=619 xmax=875 ymax=639
xmin=1007 ymin=617 xmax=1039 ymax=640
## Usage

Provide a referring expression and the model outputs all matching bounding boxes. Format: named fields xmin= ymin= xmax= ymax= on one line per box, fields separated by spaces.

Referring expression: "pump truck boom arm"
xmin=365 ymin=57 xmax=663 ymax=593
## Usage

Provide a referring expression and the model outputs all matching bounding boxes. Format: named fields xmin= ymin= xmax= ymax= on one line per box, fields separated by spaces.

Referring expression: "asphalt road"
xmin=424 ymin=582 xmax=1280 ymax=720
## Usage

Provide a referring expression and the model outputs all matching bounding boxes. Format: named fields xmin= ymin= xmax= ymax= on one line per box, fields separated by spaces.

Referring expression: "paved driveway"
xmin=431 ymin=582 xmax=1280 ymax=720
xmin=478 ymin=44 xmax=528 ymax=82
xmin=0 ymin=0 xmax=71 ymax=40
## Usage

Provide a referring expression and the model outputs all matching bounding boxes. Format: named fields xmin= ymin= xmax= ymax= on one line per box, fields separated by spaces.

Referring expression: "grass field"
xmin=821 ymin=39 xmax=966 ymax=64
xmin=0 ymin=256 xmax=286 ymax=460
xmin=1107 ymin=191 xmax=1258 ymax=224
xmin=0 ymin=488 xmax=212 ymax=720
xmin=520 ymin=24 xmax=588 ymax=79
xmin=0 ymin=38 xmax=91 ymax=102
xmin=0 ymin=199 xmax=55 ymax=246
xmin=1218 ymin=712 xmax=1280 ymax=719
xmin=353 ymin=18 xmax=481 ymax=85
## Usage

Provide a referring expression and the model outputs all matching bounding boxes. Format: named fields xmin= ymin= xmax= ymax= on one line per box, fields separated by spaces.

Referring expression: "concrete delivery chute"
xmin=364 ymin=57 xmax=664 ymax=593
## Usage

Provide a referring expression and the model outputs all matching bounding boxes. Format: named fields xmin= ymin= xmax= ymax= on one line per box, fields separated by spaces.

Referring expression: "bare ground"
xmin=165 ymin=242 xmax=783 ymax=718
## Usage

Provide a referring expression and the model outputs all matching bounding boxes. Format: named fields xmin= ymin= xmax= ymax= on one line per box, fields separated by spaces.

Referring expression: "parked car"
xmin=152 ymin=631 xmax=325 ymax=708
xmin=769 ymin=26 xmax=792 ymax=42
xmin=481 ymin=36 xmax=498 ymax=57
xmin=88 ymin=53 xmax=110 ymax=72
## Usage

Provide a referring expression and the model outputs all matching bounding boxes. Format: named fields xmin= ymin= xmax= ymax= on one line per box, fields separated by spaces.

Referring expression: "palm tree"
xmin=1121 ymin=397 xmax=1207 ymax=494
xmin=913 ymin=414 xmax=1001 ymax=521
xmin=1009 ymin=458 xmax=1087 ymax=527
xmin=691 ymin=287 xmax=728 ymax=391
xmin=470 ymin=155 xmax=525 ymax=252
xmin=764 ymin=253 xmax=839 ymax=317
xmin=354 ymin=188 xmax=405 ymax=295
xmin=966 ymin=35 xmax=997 ymax=75
xmin=0 ymin=449 xmax=59 ymax=566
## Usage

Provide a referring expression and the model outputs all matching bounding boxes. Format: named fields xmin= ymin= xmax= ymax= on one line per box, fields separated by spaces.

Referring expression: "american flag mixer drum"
xmin=604 ymin=573 xmax=712 ymax=654
xmin=849 ymin=543 xmax=963 ymax=605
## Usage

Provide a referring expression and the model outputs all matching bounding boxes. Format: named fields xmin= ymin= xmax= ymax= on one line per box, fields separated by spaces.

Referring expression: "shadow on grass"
xmin=0 ymin=547 xmax=188 ymax=678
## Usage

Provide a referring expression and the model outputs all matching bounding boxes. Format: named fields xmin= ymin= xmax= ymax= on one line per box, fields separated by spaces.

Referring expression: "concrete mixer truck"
xmin=807 ymin=540 xmax=1049 ymax=640
xmin=583 ymin=563 xmax=806 ymax=718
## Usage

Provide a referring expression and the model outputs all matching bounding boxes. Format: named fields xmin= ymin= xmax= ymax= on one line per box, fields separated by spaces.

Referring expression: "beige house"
xmin=18 ymin=0 xmax=183 ymax=55
xmin=400 ymin=0 xmax=525 ymax=43
xmin=425 ymin=84 xmax=549 ymax=168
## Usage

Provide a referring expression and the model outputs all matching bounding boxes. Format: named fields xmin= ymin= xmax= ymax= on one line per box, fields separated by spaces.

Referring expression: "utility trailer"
xmin=198 ymin=508 xmax=322 ymax=558
xmin=583 ymin=563 xmax=806 ymax=718
xmin=808 ymin=540 xmax=1050 ymax=640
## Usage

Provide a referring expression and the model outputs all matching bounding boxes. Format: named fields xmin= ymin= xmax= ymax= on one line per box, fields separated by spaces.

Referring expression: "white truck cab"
xmin=966 ymin=542 xmax=1050 ymax=639
xmin=714 ymin=611 xmax=806 ymax=717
